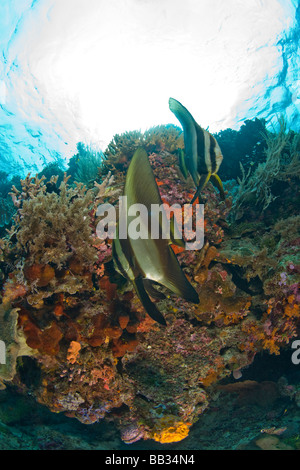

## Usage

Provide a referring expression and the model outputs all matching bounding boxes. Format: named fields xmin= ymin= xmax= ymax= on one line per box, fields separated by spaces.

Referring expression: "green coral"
xmin=216 ymin=118 xmax=267 ymax=181
xmin=232 ymin=117 xmax=300 ymax=216
xmin=67 ymin=142 xmax=104 ymax=186
xmin=0 ymin=198 xmax=15 ymax=228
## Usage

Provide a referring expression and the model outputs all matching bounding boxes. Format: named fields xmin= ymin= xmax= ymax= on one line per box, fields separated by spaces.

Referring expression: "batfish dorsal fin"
xmin=169 ymin=97 xmax=199 ymax=186
xmin=125 ymin=148 xmax=162 ymax=209
xmin=169 ymin=97 xmax=196 ymax=131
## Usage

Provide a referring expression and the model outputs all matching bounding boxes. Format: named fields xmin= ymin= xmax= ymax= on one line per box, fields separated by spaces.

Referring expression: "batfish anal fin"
xmin=133 ymin=277 xmax=167 ymax=326
xmin=211 ymin=174 xmax=225 ymax=200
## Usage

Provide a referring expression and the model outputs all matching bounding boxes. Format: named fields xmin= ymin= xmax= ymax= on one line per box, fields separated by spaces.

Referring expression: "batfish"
xmin=112 ymin=148 xmax=199 ymax=325
xmin=169 ymin=97 xmax=225 ymax=203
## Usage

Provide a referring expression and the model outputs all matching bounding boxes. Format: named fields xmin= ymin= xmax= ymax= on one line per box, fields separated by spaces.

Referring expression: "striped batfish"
xmin=169 ymin=97 xmax=225 ymax=203
xmin=112 ymin=148 xmax=199 ymax=326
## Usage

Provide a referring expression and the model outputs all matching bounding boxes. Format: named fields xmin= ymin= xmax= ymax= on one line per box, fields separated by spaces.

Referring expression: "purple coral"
xmin=279 ymin=272 xmax=287 ymax=286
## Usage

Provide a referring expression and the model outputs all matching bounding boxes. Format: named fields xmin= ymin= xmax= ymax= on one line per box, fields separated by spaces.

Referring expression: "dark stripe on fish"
xmin=169 ymin=97 xmax=225 ymax=200
xmin=112 ymin=240 xmax=128 ymax=280
xmin=209 ymin=134 xmax=217 ymax=174
xmin=195 ymin=124 xmax=207 ymax=175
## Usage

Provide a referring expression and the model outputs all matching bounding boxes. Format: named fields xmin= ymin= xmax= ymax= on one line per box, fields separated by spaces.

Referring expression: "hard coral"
xmin=12 ymin=179 xmax=97 ymax=269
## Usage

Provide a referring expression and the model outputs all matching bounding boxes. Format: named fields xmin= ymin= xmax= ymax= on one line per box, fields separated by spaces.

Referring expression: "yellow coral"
xmin=261 ymin=338 xmax=280 ymax=355
xmin=284 ymin=301 xmax=299 ymax=318
xmin=151 ymin=417 xmax=190 ymax=444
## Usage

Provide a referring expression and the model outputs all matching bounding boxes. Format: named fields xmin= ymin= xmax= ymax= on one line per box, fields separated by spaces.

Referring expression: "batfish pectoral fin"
xmin=160 ymin=247 xmax=199 ymax=304
xmin=177 ymin=148 xmax=189 ymax=179
xmin=211 ymin=174 xmax=225 ymax=200
xmin=170 ymin=213 xmax=185 ymax=248
xmin=191 ymin=172 xmax=211 ymax=204
xmin=133 ymin=277 xmax=167 ymax=326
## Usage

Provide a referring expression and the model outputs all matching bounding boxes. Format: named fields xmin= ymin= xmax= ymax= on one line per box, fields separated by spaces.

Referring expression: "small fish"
xmin=260 ymin=427 xmax=287 ymax=436
xmin=169 ymin=97 xmax=225 ymax=203
xmin=112 ymin=148 xmax=199 ymax=326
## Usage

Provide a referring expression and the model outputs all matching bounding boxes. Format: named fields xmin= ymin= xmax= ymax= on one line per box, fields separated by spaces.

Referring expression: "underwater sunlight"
xmin=0 ymin=0 xmax=299 ymax=175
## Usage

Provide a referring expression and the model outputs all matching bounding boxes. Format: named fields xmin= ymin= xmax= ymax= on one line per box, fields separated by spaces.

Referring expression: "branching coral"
xmin=103 ymin=125 xmax=183 ymax=174
xmin=103 ymin=130 xmax=144 ymax=172
xmin=232 ymin=116 xmax=300 ymax=215
xmin=9 ymin=176 xmax=97 ymax=270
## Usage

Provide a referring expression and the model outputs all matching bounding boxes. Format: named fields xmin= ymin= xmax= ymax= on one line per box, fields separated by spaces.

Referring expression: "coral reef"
xmin=67 ymin=142 xmax=104 ymax=186
xmin=216 ymin=118 xmax=268 ymax=182
xmin=103 ymin=125 xmax=183 ymax=174
xmin=0 ymin=198 xmax=15 ymax=229
xmin=232 ymin=117 xmax=300 ymax=217
xmin=0 ymin=289 xmax=34 ymax=390
xmin=0 ymin=122 xmax=299 ymax=445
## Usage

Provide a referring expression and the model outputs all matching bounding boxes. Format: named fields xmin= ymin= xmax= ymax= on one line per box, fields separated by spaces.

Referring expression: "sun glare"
xmin=3 ymin=0 xmax=293 ymax=161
